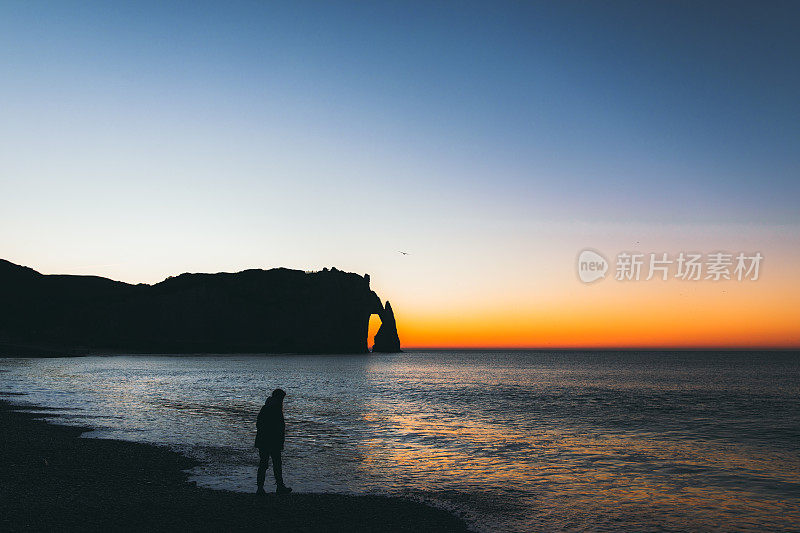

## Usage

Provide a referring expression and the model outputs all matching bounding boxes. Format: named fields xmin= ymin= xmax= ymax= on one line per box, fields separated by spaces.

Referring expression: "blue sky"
xmin=3 ymin=1 xmax=798 ymax=222
xmin=1 ymin=1 xmax=799 ymax=346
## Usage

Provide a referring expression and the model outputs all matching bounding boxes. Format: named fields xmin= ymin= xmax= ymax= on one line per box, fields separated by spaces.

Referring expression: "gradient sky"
xmin=1 ymin=1 xmax=798 ymax=348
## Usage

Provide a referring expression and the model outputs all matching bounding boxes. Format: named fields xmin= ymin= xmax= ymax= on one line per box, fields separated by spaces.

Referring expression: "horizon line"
xmin=400 ymin=346 xmax=800 ymax=352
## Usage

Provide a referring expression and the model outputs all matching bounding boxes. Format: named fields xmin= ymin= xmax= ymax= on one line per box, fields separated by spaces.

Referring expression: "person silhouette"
xmin=255 ymin=388 xmax=292 ymax=494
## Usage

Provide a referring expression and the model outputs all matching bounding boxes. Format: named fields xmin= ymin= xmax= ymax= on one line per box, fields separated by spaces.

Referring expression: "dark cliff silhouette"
xmin=0 ymin=259 xmax=401 ymax=355
xmin=372 ymin=301 xmax=401 ymax=353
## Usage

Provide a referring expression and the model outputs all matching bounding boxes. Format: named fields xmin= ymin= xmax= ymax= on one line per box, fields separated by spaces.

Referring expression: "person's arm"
xmin=279 ymin=413 xmax=286 ymax=450
xmin=255 ymin=406 xmax=265 ymax=448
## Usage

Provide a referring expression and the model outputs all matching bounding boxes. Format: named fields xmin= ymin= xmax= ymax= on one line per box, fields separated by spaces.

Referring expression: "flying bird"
xmin=398 ymin=251 xmax=410 ymax=255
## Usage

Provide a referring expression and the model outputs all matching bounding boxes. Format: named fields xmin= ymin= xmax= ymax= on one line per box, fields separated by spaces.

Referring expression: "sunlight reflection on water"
xmin=1 ymin=351 xmax=799 ymax=532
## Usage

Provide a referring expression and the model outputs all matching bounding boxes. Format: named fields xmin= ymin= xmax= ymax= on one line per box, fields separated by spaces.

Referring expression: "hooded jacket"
xmin=255 ymin=396 xmax=285 ymax=450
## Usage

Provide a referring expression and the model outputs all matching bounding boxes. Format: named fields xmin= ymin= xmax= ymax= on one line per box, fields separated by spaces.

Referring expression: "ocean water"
xmin=1 ymin=351 xmax=799 ymax=532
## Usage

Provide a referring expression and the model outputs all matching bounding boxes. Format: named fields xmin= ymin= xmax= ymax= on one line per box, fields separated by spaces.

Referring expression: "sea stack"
xmin=372 ymin=301 xmax=402 ymax=353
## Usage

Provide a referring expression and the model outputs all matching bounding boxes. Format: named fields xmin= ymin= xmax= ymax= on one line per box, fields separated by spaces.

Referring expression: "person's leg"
xmin=270 ymin=448 xmax=285 ymax=488
xmin=257 ymin=448 xmax=269 ymax=491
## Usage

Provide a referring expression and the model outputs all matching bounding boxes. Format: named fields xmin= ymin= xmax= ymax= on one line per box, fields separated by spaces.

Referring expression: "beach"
xmin=0 ymin=400 xmax=468 ymax=532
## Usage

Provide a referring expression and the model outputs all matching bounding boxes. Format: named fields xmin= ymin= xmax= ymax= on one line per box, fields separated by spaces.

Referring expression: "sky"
xmin=1 ymin=1 xmax=798 ymax=348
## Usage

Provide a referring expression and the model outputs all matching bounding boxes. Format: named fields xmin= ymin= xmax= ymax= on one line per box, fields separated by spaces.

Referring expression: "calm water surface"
xmin=1 ymin=351 xmax=799 ymax=532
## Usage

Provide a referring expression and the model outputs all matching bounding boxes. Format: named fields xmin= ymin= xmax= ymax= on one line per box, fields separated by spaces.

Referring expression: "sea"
xmin=1 ymin=351 xmax=799 ymax=532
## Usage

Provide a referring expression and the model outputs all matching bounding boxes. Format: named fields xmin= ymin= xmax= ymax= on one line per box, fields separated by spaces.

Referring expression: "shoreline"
xmin=0 ymin=399 xmax=469 ymax=532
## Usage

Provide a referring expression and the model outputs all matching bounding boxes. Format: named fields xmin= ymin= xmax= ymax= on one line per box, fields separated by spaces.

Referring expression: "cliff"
xmin=0 ymin=259 xmax=401 ymax=355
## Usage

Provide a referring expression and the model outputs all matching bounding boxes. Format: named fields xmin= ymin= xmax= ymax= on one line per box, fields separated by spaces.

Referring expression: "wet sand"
xmin=0 ymin=401 xmax=468 ymax=532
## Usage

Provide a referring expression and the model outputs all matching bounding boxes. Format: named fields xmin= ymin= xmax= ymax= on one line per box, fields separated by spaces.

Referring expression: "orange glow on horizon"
xmin=383 ymin=271 xmax=800 ymax=350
